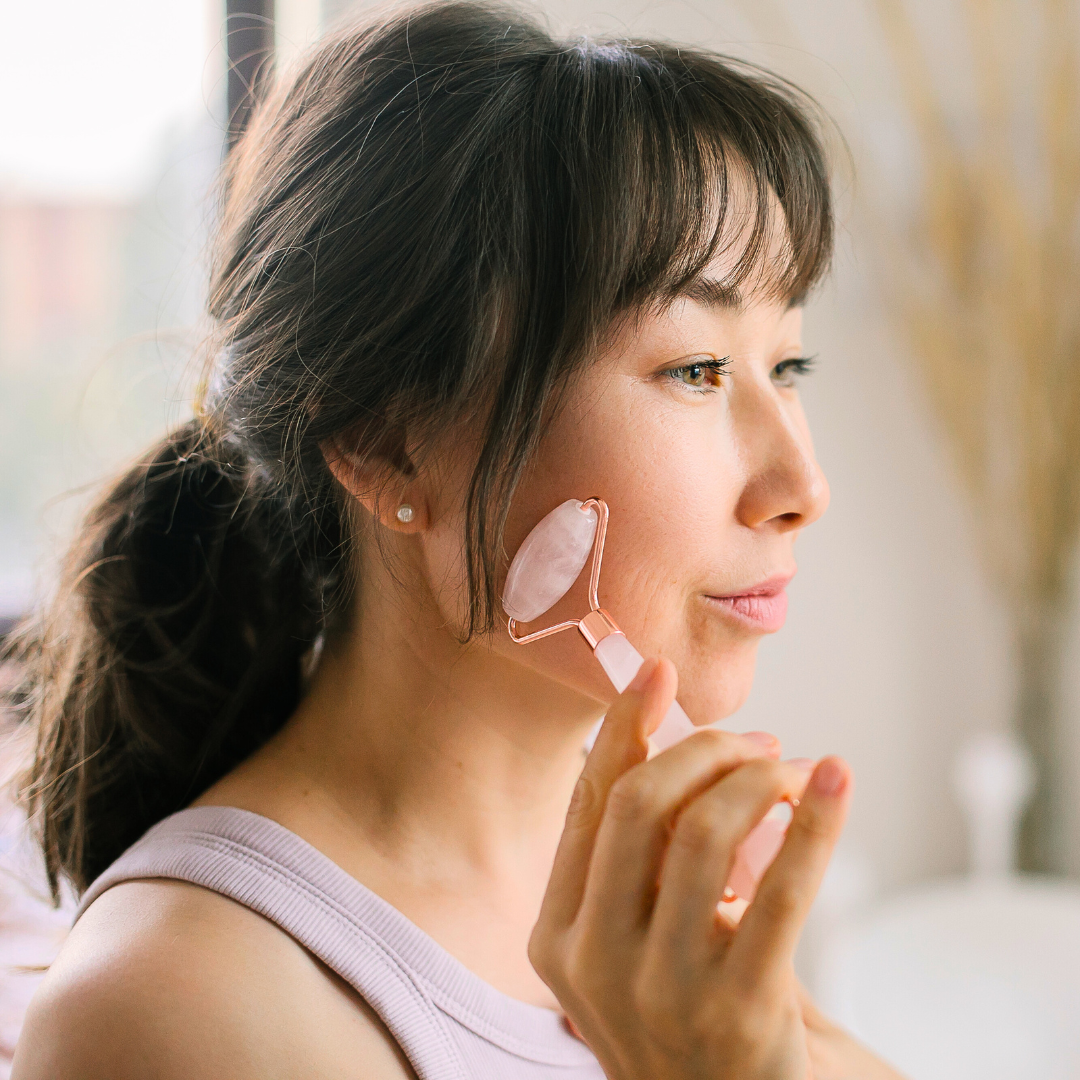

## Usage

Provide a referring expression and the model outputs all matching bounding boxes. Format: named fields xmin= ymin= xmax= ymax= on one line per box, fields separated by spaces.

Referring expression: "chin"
xmin=678 ymin=642 xmax=759 ymax=726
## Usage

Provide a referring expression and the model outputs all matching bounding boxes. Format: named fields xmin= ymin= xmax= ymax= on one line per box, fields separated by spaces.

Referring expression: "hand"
xmin=800 ymin=985 xmax=909 ymax=1080
xmin=530 ymin=656 xmax=852 ymax=1080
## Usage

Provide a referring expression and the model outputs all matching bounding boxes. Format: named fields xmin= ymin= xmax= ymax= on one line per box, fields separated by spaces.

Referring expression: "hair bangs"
xmin=557 ymin=39 xmax=834 ymax=319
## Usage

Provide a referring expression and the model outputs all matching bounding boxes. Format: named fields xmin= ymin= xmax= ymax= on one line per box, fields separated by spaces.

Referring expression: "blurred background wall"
xmin=0 ymin=0 xmax=1078 ymax=1072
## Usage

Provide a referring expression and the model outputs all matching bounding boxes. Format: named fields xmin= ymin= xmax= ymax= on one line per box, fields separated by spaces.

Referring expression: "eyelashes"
xmin=663 ymin=354 xmax=817 ymax=395
xmin=665 ymin=355 xmax=733 ymax=392
xmin=771 ymin=355 xmax=816 ymax=387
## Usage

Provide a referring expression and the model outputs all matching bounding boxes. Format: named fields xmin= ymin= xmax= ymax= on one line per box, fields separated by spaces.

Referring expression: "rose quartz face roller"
xmin=503 ymin=498 xmax=698 ymax=750
xmin=502 ymin=497 xmax=794 ymax=903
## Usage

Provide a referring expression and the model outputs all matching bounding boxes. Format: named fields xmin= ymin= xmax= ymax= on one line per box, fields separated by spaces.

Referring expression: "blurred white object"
xmin=952 ymin=731 xmax=1034 ymax=878
xmin=799 ymin=845 xmax=876 ymax=993
xmin=816 ymin=731 xmax=1080 ymax=1080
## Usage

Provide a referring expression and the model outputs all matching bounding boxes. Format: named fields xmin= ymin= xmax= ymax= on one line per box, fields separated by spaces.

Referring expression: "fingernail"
xmin=787 ymin=757 xmax=816 ymax=772
xmin=628 ymin=657 xmax=659 ymax=692
xmin=763 ymin=800 xmax=794 ymax=826
xmin=742 ymin=731 xmax=781 ymax=756
xmin=811 ymin=758 xmax=847 ymax=797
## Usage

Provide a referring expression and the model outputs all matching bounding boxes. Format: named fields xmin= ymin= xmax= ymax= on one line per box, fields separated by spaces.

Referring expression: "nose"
xmin=733 ymin=388 xmax=830 ymax=534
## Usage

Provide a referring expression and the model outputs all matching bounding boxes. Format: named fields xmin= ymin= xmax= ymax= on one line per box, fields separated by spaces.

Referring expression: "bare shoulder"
xmin=12 ymin=879 xmax=416 ymax=1080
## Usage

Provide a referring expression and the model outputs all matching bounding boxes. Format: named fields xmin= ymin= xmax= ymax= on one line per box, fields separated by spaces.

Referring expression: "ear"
xmin=321 ymin=429 xmax=429 ymax=533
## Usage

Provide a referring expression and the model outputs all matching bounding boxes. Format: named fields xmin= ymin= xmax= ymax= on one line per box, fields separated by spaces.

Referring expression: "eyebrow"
xmin=679 ymin=276 xmax=742 ymax=310
xmin=677 ymin=276 xmax=807 ymax=312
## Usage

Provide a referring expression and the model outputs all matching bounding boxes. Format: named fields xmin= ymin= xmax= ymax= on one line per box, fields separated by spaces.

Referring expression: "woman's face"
xmin=488 ymin=279 xmax=826 ymax=725
xmin=417 ymin=268 xmax=829 ymax=727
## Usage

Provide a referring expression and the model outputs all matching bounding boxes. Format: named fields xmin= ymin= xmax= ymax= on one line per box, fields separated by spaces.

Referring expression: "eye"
xmin=771 ymin=355 xmax=816 ymax=389
xmin=665 ymin=354 xmax=732 ymax=393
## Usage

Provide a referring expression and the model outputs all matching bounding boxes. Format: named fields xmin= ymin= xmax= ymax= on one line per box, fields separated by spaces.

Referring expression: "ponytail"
xmin=8 ymin=420 xmax=334 ymax=898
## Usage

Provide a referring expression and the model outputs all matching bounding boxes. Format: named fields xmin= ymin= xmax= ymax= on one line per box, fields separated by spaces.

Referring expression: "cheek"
xmin=505 ymin=383 xmax=759 ymax=720
xmin=539 ymin=384 xmax=733 ymax=624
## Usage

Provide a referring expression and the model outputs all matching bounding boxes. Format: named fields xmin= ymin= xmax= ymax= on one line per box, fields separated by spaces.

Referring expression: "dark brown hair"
xmin=7 ymin=1 xmax=833 ymax=899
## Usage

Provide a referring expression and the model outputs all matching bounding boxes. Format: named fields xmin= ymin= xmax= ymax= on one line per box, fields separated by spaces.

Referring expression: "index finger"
xmin=536 ymin=656 xmax=673 ymax=932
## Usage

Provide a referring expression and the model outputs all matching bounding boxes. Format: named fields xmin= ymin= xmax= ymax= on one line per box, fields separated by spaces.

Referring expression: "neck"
xmin=226 ymin=550 xmax=603 ymax=881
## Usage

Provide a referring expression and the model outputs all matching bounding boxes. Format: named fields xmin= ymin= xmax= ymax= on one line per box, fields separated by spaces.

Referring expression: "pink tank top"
xmin=75 ymin=806 xmax=605 ymax=1080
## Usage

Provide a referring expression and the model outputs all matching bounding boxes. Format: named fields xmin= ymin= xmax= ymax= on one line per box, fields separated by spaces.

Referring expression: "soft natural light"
xmin=0 ymin=0 xmax=216 ymax=197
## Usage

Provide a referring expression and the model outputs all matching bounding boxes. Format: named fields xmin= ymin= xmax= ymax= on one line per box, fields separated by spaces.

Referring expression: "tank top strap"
xmin=76 ymin=806 xmax=603 ymax=1080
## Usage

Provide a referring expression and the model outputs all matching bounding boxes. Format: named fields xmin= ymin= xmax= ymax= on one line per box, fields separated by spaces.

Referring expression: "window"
xmin=0 ymin=0 xmax=222 ymax=619
xmin=0 ymin=2 xmax=230 ymax=1067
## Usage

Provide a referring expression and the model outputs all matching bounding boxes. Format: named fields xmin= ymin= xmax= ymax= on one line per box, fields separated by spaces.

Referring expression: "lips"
xmin=705 ymin=573 xmax=794 ymax=633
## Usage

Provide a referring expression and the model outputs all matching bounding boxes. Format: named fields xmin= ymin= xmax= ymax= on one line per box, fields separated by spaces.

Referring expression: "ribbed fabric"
xmin=75 ymin=807 xmax=605 ymax=1080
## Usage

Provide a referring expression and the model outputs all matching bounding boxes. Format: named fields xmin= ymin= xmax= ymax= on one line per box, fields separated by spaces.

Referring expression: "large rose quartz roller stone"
xmin=503 ymin=500 xmax=690 ymax=741
xmin=502 ymin=498 xmax=794 ymax=903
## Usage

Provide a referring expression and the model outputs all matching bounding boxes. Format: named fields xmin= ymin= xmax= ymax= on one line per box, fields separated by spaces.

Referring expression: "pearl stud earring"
xmin=396 ymin=504 xmax=415 ymax=524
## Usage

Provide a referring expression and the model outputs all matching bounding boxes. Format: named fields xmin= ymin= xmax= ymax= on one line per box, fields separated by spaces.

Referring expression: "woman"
xmin=9 ymin=4 xmax=903 ymax=1077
